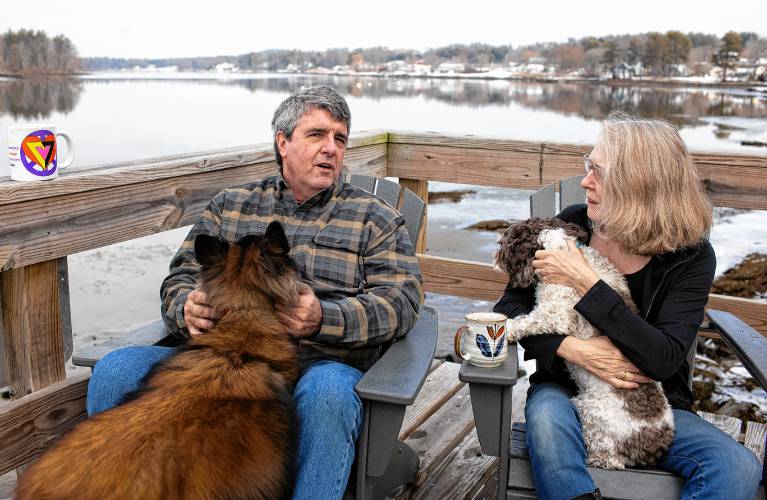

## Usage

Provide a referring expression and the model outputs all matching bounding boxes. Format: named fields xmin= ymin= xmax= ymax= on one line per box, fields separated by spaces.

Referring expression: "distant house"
xmin=214 ymin=62 xmax=238 ymax=73
xmin=436 ymin=62 xmax=466 ymax=74
xmin=525 ymin=63 xmax=546 ymax=73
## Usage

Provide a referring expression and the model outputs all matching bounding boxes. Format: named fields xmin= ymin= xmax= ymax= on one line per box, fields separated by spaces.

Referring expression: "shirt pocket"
xmin=310 ymin=226 xmax=365 ymax=288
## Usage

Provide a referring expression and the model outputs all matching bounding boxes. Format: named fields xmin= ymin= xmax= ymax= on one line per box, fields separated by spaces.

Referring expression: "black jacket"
xmin=493 ymin=204 xmax=716 ymax=410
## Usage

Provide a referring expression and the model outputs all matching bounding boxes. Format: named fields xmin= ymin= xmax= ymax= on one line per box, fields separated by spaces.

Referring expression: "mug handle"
xmin=56 ymin=132 xmax=75 ymax=169
xmin=454 ymin=326 xmax=471 ymax=362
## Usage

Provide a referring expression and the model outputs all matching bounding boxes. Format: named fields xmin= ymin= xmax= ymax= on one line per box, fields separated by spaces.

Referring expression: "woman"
xmin=494 ymin=112 xmax=761 ymax=500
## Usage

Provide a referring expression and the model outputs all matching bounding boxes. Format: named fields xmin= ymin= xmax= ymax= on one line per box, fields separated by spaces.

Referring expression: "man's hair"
xmin=271 ymin=85 xmax=351 ymax=166
xmin=594 ymin=110 xmax=712 ymax=255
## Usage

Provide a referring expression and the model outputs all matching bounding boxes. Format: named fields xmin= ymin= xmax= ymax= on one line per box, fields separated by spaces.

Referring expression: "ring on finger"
xmin=621 ymin=370 xmax=628 ymax=381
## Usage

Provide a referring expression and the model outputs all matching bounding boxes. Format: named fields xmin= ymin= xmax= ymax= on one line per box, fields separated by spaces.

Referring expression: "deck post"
xmin=398 ymin=178 xmax=428 ymax=253
xmin=1 ymin=257 xmax=69 ymax=399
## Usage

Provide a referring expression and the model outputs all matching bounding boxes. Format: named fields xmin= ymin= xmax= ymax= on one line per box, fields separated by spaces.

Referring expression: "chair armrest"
xmin=458 ymin=343 xmax=519 ymax=386
xmin=355 ymin=306 xmax=438 ymax=405
xmin=707 ymin=310 xmax=767 ymax=391
xmin=71 ymin=319 xmax=174 ymax=368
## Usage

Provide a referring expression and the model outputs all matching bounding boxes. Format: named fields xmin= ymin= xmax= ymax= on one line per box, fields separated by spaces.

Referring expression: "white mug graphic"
xmin=8 ymin=124 xmax=75 ymax=181
xmin=454 ymin=312 xmax=509 ymax=368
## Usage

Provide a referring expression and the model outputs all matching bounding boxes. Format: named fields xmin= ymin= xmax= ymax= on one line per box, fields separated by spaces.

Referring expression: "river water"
xmin=1 ymin=73 xmax=766 ymax=360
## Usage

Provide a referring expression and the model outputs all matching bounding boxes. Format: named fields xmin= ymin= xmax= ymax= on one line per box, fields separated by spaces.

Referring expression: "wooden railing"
xmin=1 ymin=130 xmax=766 ymax=474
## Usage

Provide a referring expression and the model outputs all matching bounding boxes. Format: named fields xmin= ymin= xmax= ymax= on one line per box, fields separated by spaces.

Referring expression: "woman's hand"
xmin=532 ymin=239 xmax=600 ymax=296
xmin=557 ymin=336 xmax=653 ymax=389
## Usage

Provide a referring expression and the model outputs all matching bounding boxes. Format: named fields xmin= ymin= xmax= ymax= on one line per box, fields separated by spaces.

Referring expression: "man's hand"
xmin=276 ymin=286 xmax=323 ymax=338
xmin=557 ymin=336 xmax=653 ymax=389
xmin=183 ymin=289 xmax=220 ymax=336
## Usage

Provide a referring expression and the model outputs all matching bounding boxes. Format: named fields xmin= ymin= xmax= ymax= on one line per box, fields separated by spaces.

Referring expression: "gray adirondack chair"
xmin=459 ymin=176 xmax=766 ymax=499
xmin=72 ymin=175 xmax=437 ymax=500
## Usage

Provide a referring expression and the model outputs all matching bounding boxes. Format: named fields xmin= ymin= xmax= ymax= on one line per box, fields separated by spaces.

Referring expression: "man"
xmin=86 ymin=85 xmax=423 ymax=499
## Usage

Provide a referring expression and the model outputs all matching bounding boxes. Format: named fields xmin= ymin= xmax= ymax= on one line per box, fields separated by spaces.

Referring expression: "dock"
xmin=1 ymin=131 xmax=766 ymax=498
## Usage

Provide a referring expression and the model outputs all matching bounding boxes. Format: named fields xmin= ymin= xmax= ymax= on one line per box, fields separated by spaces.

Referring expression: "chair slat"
xmin=698 ymin=411 xmax=742 ymax=441
xmin=350 ymin=174 xmax=377 ymax=194
xmin=745 ymin=420 xmax=767 ymax=464
xmin=559 ymin=175 xmax=585 ymax=211
xmin=530 ymin=183 xmax=556 ymax=218
xmin=374 ymin=178 xmax=401 ymax=209
xmin=399 ymin=188 xmax=426 ymax=247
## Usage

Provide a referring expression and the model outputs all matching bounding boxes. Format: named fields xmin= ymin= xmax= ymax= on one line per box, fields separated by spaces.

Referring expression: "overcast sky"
xmin=2 ymin=0 xmax=765 ymax=59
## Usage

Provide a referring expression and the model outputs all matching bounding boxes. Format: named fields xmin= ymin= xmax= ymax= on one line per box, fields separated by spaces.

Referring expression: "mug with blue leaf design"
xmin=454 ymin=312 xmax=508 ymax=367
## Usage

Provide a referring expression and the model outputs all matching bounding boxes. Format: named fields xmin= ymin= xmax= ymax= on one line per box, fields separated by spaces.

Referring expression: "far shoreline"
xmin=7 ymin=69 xmax=763 ymax=91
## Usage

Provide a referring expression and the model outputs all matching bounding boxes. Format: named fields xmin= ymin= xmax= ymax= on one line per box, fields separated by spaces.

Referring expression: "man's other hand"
xmin=276 ymin=285 xmax=323 ymax=338
xmin=183 ymin=289 xmax=220 ymax=336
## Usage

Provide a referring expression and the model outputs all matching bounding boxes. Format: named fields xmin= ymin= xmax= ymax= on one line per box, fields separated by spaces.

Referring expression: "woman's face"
xmin=582 ymin=144 xmax=608 ymax=222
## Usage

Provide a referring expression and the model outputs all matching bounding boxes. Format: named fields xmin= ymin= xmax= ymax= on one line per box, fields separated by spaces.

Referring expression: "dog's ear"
xmin=560 ymin=221 xmax=588 ymax=245
xmin=495 ymin=219 xmax=542 ymax=288
xmin=195 ymin=235 xmax=230 ymax=268
xmin=265 ymin=221 xmax=290 ymax=255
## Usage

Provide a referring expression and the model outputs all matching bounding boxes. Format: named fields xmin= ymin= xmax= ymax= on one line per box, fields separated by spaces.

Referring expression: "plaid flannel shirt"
xmin=160 ymin=171 xmax=423 ymax=371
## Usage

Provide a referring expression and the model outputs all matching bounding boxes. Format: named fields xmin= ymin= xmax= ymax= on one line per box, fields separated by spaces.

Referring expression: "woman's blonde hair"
xmin=594 ymin=111 xmax=712 ymax=255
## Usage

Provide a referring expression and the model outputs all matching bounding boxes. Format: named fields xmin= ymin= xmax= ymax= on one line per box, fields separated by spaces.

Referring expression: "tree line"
xmin=0 ymin=29 xmax=80 ymax=75
xmin=81 ymin=31 xmax=766 ymax=80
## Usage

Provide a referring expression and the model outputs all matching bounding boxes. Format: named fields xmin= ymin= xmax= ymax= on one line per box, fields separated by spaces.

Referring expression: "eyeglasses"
xmin=583 ymin=155 xmax=604 ymax=181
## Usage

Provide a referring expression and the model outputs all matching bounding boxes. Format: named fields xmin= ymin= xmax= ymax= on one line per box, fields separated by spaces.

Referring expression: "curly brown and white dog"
xmin=495 ymin=217 xmax=674 ymax=470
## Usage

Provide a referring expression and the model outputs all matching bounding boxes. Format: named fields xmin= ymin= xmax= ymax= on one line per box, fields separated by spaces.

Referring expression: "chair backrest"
xmin=348 ymin=174 xmax=426 ymax=249
xmin=530 ymin=175 xmax=697 ymax=389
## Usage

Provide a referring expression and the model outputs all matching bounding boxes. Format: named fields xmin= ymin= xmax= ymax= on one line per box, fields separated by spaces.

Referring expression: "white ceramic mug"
xmin=7 ymin=124 xmax=75 ymax=181
xmin=454 ymin=312 xmax=509 ymax=367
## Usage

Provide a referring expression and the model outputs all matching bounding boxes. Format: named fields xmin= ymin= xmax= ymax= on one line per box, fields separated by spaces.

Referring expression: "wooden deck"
xmin=391 ymin=360 xmax=528 ymax=499
xmin=2 ymin=131 xmax=766 ymax=498
xmin=392 ymin=358 xmax=765 ymax=500
xmin=0 ymin=357 xmax=764 ymax=499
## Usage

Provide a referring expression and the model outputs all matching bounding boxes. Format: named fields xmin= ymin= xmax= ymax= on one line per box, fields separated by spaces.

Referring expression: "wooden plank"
xmin=1 ymin=259 xmax=67 ymax=398
xmin=697 ymin=411 xmax=742 ymax=441
xmin=0 ymin=374 xmax=89 ymax=475
xmin=388 ymin=132 xmax=767 ymax=210
xmin=0 ymin=131 xmax=389 ymax=207
xmin=707 ymin=295 xmax=767 ymax=339
xmin=0 ymin=143 xmax=387 ymax=272
xmin=409 ymin=428 xmax=498 ymax=500
xmin=398 ymin=178 xmax=428 ymax=253
xmin=418 ymin=254 xmax=508 ymax=303
xmin=400 ymin=361 xmax=464 ymax=440
xmin=403 ymin=384 xmax=476 ymax=489
xmin=418 ymin=255 xmax=767 ymax=338
xmin=388 ymin=143 xmax=542 ymax=190
xmin=744 ymin=421 xmax=767 ymax=464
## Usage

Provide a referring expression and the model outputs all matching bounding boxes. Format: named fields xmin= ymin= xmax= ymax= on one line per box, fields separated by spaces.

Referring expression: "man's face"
xmin=276 ymin=107 xmax=348 ymax=203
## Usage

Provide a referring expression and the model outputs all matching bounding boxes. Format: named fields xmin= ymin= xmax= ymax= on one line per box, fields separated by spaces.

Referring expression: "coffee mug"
xmin=454 ymin=312 xmax=509 ymax=367
xmin=7 ymin=124 xmax=75 ymax=181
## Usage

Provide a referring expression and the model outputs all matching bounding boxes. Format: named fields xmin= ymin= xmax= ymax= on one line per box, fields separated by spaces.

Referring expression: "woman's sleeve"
xmin=493 ymin=281 xmax=568 ymax=372
xmin=574 ymin=242 xmax=716 ymax=380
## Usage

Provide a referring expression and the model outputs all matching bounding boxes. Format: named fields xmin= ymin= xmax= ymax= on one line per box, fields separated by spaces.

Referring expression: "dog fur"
xmin=16 ymin=221 xmax=302 ymax=500
xmin=495 ymin=218 xmax=675 ymax=469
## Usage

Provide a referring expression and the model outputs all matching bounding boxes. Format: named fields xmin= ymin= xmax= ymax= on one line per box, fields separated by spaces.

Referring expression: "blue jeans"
xmin=87 ymin=346 xmax=364 ymax=500
xmin=525 ymin=382 xmax=762 ymax=500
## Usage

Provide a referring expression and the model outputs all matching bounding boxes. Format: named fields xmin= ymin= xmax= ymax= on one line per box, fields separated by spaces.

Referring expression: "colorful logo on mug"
xmin=19 ymin=130 xmax=57 ymax=177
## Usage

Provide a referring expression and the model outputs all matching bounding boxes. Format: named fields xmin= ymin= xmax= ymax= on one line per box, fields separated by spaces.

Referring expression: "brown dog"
xmin=16 ymin=221 xmax=302 ymax=500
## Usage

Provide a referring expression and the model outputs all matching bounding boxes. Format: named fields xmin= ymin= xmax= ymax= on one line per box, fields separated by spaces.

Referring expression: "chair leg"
xmin=358 ymin=441 xmax=419 ymax=500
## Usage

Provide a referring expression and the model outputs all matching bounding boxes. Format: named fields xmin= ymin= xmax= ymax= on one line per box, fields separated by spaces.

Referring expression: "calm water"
xmin=1 ymin=74 xmax=766 ymax=353
xmin=2 ymin=74 xmax=767 ymax=176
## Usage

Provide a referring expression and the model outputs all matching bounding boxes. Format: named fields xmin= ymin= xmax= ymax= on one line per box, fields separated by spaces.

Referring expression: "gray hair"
xmin=271 ymin=85 xmax=351 ymax=166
